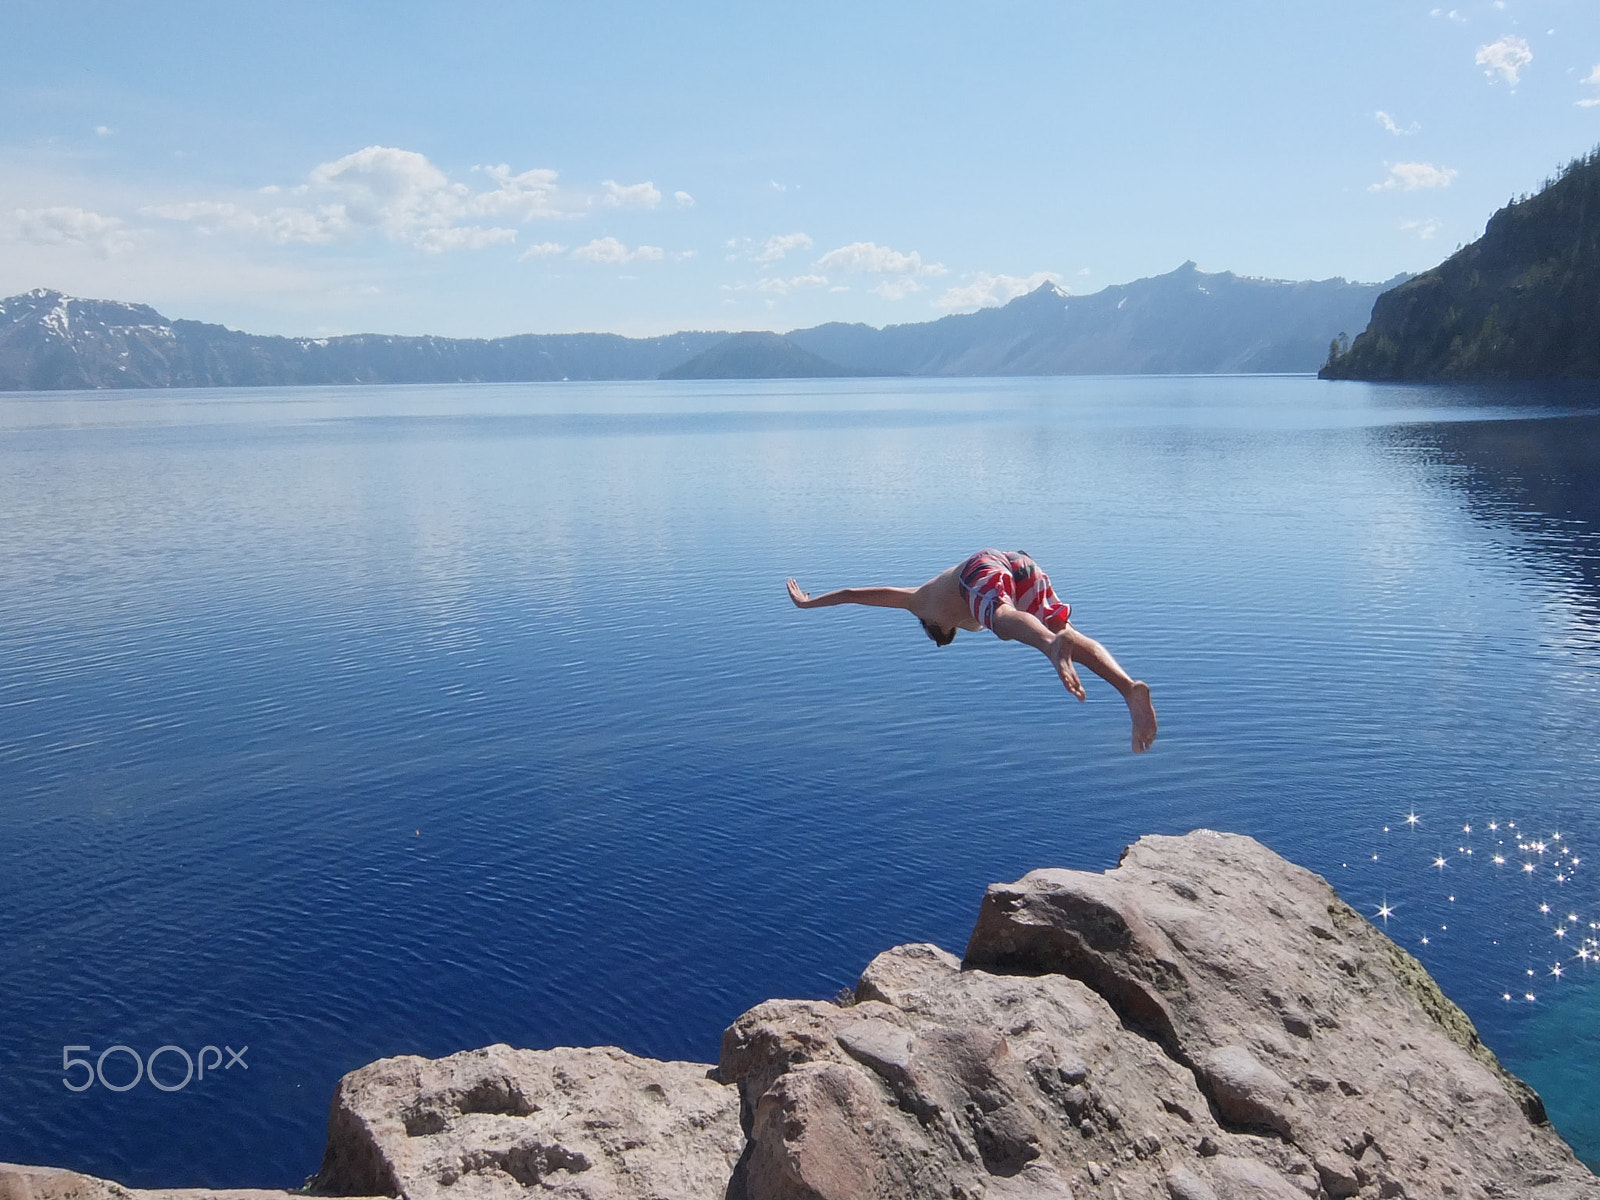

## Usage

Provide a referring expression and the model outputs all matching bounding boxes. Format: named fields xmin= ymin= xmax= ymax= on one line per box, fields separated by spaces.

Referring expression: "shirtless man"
xmin=786 ymin=549 xmax=1158 ymax=753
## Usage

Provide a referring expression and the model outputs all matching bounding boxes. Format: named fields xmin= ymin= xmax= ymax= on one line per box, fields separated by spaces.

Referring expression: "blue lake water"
xmin=4 ymin=375 xmax=1600 ymax=1184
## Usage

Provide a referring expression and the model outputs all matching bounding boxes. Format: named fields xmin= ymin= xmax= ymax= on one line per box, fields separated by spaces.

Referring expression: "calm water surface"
xmin=4 ymin=375 xmax=1600 ymax=1182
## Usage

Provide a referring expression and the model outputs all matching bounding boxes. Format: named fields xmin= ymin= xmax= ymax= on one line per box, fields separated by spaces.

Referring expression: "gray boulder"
xmin=718 ymin=830 xmax=1598 ymax=1200
xmin=310 ymin=1044 xmax=742 ymax=1200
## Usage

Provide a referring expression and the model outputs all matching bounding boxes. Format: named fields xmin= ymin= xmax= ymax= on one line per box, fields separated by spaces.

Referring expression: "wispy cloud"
xmin=934 ymin=271 xmax=1061 ymax=311
xmin=674 ymin=191 xmax=695 ymax=207
xmin=516 ymin=241 xmax=566 ymax=261
xmin=725 ymin=232 xmax=815 ymax=263
xmin=145 ymin=146 xmax=572 ymax=253
xmin=1375 ymin=110 xmax=1419 ymax=136
xmin=414 ymin=226 xmax=517 ymax=252
xmin=146 ymin=198 xmax=357 ymax=244
xmin=1401 ymin=217 xmax=1443 ymax=240
xmin=1580 ymin=64 xmax=1600 ymax=106
xmin=757 ymin=273 xmax=828 ymax=295
xmin=141 ymin=146 xmax=702 ymax=257
xmin=754 ymin=232 xmax=812 ymax=262
xmin=570 ymin=236 xmax=663 ymax=264
xmin=144 ymin=200 xmax=353 ymax=244
xmin=1370 ymin=162 xmax=1458 ymax=192
xmin=814 ymin=241 xmax=945 ymax=277
xmin=7 ymin=206 xmax=140 ymax=255
xmin=1476 ymin=35 xmax=1532 ymax=85
xmin=600 ymin=180 xmax=661 ymax=209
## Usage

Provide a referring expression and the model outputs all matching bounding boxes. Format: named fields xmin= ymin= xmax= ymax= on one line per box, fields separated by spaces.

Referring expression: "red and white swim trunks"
xmin=957 ymin=549 xmax=1071 ymax=632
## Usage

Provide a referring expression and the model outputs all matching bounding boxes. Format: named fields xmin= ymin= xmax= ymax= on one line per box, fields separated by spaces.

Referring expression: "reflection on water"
xmin=3 ymin=376 xmax=1600 ymax=1183
xmin=1408 ymin=413 xmax=1600 ymax=608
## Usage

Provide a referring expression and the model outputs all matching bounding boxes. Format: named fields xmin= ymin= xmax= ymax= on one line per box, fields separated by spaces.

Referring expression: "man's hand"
xmin=786 ymin=578 xmax=813 ymax=609
xmin=1049 ymin=633 xmax=1087 ymax=701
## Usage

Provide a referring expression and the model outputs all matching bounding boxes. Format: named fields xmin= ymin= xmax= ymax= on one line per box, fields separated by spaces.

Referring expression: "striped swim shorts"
xmin=957 ymin=549 xmax=1071 ymax=632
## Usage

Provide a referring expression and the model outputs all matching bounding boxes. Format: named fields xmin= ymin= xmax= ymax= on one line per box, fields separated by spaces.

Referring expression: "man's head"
xmin=919 ymin=617 xmax=955 ymax=647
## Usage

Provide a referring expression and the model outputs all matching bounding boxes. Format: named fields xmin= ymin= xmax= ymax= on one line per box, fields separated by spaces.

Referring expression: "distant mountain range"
xmin=0 ymin=290 xmax=725 ymax=391
xmin=787 ymin=263 xmax=1400 ymax=377
xmin=1323 ymin=148 xmax=1600 ymax=381
xmin=0 ymin=263 xmax=1398 ymax=391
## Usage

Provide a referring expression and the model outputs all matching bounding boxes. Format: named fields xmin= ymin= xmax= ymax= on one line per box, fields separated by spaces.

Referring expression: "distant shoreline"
xmin=0 ymin=264 xmax=1393 ymax=391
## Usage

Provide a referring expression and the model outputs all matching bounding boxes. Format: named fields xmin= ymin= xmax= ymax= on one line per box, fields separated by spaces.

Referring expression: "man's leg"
xmin=990 ymin=604 xmax=1085 ymax=698
xmin=990 ymin=605 xmax=1158 ymax=753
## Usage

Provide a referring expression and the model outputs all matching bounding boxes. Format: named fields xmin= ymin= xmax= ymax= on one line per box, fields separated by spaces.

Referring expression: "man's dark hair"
xmin=919 ymin=618 xmax=955 ymax=647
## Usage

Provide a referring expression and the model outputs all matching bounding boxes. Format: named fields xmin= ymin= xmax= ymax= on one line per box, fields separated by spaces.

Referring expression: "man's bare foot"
xmin=1127 ymin=681 xmax=1157 ymax=753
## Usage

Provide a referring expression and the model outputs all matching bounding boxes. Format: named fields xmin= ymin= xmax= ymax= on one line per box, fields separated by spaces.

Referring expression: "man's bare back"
xmin=787 ymin=550 xmax=1157 ymax=754
xmin=906 ymin=566 xmax=983 ymax=632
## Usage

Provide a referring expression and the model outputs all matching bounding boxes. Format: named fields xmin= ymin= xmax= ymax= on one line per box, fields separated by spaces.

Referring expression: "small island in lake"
xmin=658 ymin=330 xmax=872 ymax=379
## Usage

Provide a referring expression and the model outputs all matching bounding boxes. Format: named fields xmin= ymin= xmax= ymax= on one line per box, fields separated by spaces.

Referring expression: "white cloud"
xmin=145 ymin=146 xmax=587 ymax=254
xmin=570 ymin=237 xmax=663 ymax=264
xmin=757 ymin=273 xmax=828 ymax=294
xmin=934 ymin=271 xmax=1062 ymax=311
xmin=1476 ymin=35 xmax=1532 ymax=85
xmin=1370 ymin=162 xmax=1458 ymax=191
xmin=1375 ymin=110 xmax=1419 ymax=135
xmin=517 ymin=241 xmax=566 ymax=261
xmin=674 ymin=190 xmax=695 ymax=207
xmin=415 ymin=225 xmax=517 ymax=253
xmin=474 ymin=164 xmax=564 ymax=220
xmin=672 ymin=249 xmax=697 ymax=261
xmin=754 ymin=232 xmax=813 ymax=262
xmin=305 ymin=146 xmax=461 ymax=237
xmin=1580 ymin=64 xmax=1600 ymax=105
xmin=94 ymin=125 xmax=114 ymax=138
xmin=8 ymin=206 xmax=139 ymax=255
xmin=814 ymin=241 xmax=946 ymax=277
xmin=144 ymin=199 xmax=350 ymax=243
xmin=600 ymin=180 xmax=661 ymax=209
xmin=1400 ymin=217 xmax=1443 ymax=240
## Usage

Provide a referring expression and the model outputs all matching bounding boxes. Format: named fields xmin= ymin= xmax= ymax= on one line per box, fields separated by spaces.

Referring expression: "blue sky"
xmin=3 ymin=1 xmax=1599 ymax=337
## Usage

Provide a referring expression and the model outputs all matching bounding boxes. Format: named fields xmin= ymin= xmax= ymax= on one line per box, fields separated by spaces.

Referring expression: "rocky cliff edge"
xmin=6 ymin=831 xmax=1596 ymax=1200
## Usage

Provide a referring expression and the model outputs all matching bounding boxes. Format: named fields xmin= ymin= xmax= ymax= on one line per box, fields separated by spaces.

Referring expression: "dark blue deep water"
xmin=5 ymin=376 xmax=1600 ymax=1183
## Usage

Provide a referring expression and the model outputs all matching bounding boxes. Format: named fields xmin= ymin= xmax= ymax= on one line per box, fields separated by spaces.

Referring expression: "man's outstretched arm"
xmin=787 ymin=579 xmax=916 ymax=611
